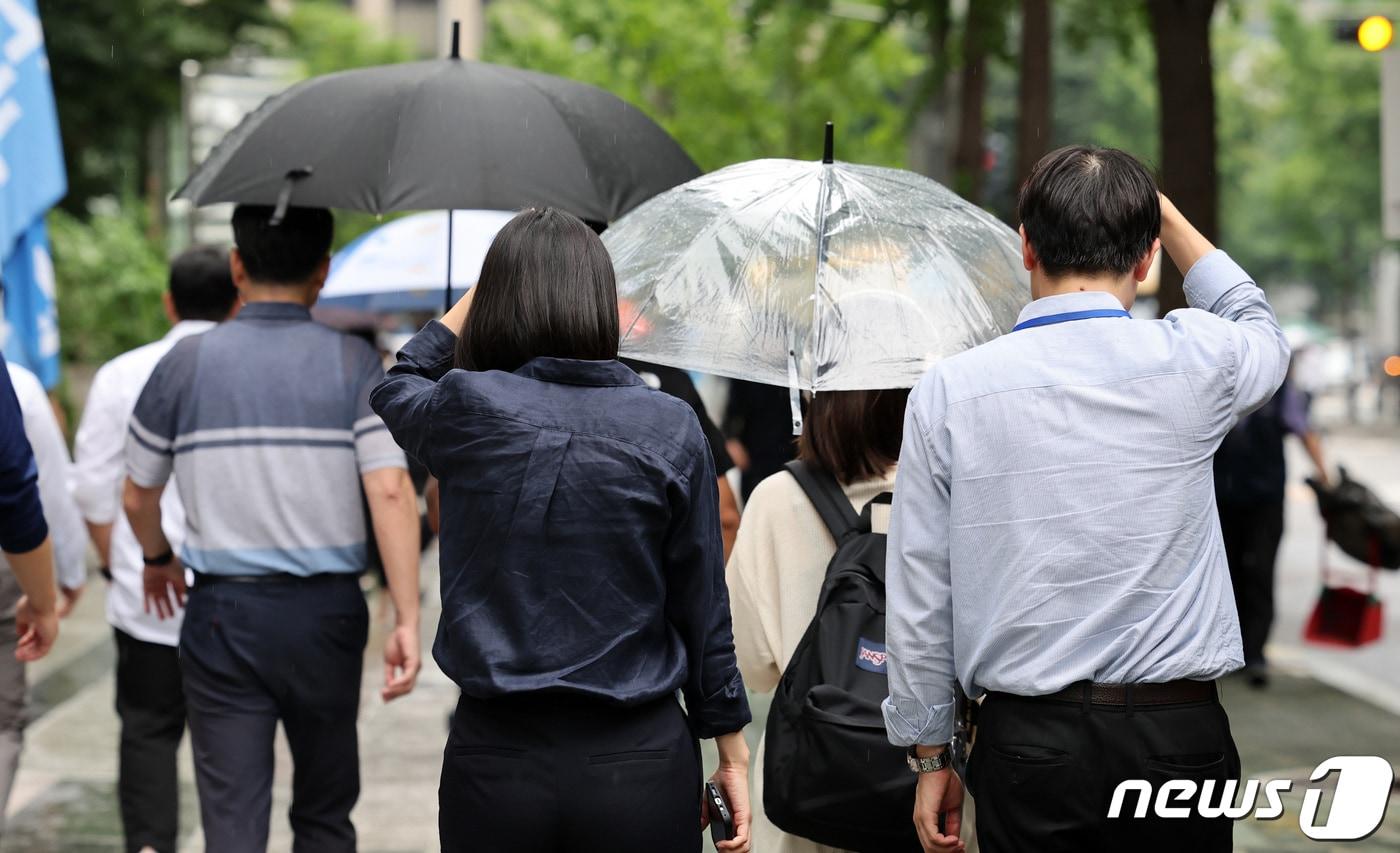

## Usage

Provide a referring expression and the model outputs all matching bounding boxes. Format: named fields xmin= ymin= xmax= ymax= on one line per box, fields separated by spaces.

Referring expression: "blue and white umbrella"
xmin=320 ymin=209 xmax=516 ymax=314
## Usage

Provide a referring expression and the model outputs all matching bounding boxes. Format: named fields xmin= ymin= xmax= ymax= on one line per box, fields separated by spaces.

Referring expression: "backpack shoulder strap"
xmin=785 ymin=460 xmax=864 ymax=543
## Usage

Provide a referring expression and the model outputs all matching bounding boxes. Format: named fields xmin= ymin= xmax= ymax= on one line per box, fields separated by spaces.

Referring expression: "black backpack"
xmin=762 ymin=461 xmax=920 ymax=852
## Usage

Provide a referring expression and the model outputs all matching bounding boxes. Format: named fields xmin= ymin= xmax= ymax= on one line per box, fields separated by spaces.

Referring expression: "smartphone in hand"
xmin=705 ymin=781 xmax=735 ymax=844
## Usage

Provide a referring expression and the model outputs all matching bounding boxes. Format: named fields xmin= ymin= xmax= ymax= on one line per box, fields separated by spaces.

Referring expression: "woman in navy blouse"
xmin=372 ymin=208 xmax=751 ymax=853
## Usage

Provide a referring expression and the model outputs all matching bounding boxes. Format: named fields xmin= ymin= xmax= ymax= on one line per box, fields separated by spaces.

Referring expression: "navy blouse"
xmin=371 ymin=321 xmax=750 ymax=738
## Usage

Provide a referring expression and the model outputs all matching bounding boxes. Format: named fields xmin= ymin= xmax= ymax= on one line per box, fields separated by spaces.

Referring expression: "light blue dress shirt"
xmin=882 ymin=250 xmax=1290 ymax=746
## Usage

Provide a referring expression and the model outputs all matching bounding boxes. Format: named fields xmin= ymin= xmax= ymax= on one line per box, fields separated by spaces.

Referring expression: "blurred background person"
xmin=373 ymin=208 xmax=752 ymax=853
xmin=71 ymin=245 xmax=238 ymax=853
xmin=726 ymin=387 xmax=908 ymax=853
xmin=0 ymin=356 xmax=84 ymax=833
xmin=0 ymin=356 xmax=57 ymax=664
xmin=1213 ymin=364 xmax=1329 ymax=688
xmin=723 ymin=379 xmax=801 ymax=501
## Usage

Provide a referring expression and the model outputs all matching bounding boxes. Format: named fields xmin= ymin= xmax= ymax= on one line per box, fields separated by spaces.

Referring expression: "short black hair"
xmin=455 ymin=208 xmax=619 ymax=373
xmin=231 ymin=204 xmax=334 ymax=284
xmin=168 ymin=245 xmax=237 ymax=322
xmin=1018 ymin=145 xmax=1161 ymax=278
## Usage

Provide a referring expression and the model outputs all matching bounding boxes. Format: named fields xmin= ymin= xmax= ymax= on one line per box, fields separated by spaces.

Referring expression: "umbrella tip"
xmin=822 ymin=121 xmax=834 ymax=165
xmin=450 ymin=21 xmax=461 ymax=59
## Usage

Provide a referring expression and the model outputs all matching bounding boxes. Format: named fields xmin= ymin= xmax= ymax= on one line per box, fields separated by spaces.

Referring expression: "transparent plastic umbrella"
xmin=604 ymin=146 xmax=1029 ymax=420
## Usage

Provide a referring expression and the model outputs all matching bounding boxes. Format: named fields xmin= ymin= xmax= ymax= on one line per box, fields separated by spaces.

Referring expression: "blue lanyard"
xmin=1012 ymin=308 xmax=1131 ymax=332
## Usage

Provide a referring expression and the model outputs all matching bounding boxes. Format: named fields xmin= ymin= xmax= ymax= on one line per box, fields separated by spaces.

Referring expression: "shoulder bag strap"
xmin=785 ymin=459 xmax=864 ymax=543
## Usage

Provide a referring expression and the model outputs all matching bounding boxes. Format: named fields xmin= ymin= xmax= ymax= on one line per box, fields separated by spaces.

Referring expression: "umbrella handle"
xmin=444 ymin=208 xmax=455 ymax=313
xmin=269 ymin=167 xmax=313 ymax=226
xmin=787 ymin=347 xmax=803 ymax=436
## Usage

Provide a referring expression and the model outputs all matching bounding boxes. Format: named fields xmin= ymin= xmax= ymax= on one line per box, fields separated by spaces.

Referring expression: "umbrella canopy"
xmin=175 ymin=57 xmax=699 ymax=222
xmin=603 ymin=157 xmax=1029 ymax=392
xmin=319 ymin=210 xmax=515 ymax=313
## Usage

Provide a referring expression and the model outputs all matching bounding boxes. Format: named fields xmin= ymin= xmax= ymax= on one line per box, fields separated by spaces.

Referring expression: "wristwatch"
xmin=142 ymin=549 xmax=175 ymax=567
xmin=906 ymin=745 xmax=952 ymax=774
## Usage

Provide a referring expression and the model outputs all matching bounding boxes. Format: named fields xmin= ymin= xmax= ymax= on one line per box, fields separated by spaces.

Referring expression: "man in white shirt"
xmin=884 ymin=147 xmax=1288 ymax=853
xmin=0 ymin=360 xmax=87 ymax=830
xmin=72 ymin=246 xmax=237 ymax=853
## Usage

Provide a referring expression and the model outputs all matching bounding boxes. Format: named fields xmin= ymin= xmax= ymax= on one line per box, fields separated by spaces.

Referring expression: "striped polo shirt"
xmin=126 ymin=301 xmax=407 ymax=577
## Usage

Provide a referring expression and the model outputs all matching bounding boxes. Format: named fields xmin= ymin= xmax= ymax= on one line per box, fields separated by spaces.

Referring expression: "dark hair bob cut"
xmin=798 ymin=388 xmax=911 ymax=486
xmin=454 ymin=208 xmax=621 ymax=373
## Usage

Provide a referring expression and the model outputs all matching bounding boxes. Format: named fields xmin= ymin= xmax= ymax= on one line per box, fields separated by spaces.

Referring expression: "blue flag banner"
xmin=1 ymin=218 xmax=57 ymax=387
xmin=0 ymin=0 xmax=67 ymax=388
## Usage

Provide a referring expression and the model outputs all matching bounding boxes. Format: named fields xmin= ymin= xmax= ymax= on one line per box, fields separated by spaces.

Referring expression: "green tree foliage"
xmin=40 ymin=0 xmax=271 ymax=213
xmin=49 ymin=206 xmax=168 ymax=365
xmin=1217 ymin=2 xmax=1385 ymax=314
xmin=258 ymin=1 xmax=419 ymax=78
xmin=484 ymin=0 xmax=923 ymax=171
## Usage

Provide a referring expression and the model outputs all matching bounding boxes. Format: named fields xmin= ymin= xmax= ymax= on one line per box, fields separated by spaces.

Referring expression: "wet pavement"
xmin=1 ymin=428 xmax=1397 ymax=850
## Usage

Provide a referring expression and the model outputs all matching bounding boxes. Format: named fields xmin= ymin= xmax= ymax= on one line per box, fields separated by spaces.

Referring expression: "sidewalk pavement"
xmin=4 ymin=522 xmax=1399 ymax=850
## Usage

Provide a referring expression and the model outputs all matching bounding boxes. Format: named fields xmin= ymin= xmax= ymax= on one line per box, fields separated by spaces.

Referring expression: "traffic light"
xmin=1336 ymin=15 xmax=1395 ymax=51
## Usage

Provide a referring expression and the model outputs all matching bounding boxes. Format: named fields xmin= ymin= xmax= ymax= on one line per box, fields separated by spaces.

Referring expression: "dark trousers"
xmin=1219 ymin=500 xmax=1285 ymax=665
xmin=115 ymin=629 xmax=186 ymax=853
xmin=440 ymin=692 xmax=701 ymax=853
xmin=180 ymin=575 xmax=368 ymax=853
xmin=966 ymin=687 xmax=1241 ymax=853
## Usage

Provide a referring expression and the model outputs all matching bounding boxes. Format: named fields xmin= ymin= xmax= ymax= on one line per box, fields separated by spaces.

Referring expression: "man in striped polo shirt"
xmin=123 ymin=205 xmax=422 ymax=853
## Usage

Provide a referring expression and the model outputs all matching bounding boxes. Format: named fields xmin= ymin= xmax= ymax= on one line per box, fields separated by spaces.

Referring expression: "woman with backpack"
xmin=372 ymin=208 xmax=753 ymax=853
xmin=726 ymin=388 xmax=910 ymax=853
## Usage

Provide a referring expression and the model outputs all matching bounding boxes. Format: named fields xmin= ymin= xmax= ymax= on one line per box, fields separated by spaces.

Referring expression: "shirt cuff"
xmin=400 ymin=321 xmax=458 ymax=381
xmin=882 ymin=693 xmax=955 ymax=747
xmin=688 ymin=671 xmax=753 ymax=740
xmin=1182 ymin=250 xmax=1252 ymax=313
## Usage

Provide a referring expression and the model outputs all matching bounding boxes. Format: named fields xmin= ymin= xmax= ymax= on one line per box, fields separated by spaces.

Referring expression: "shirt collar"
xmin=513 ymin=357 xmax=645 ymax=388
xmin=1015 ymin=291 xmax=1128 ymax=329
xmin=235 ymin=301 xmax=313 ymax=322
xmin=164 ymin=320 xmax=216 ymax=343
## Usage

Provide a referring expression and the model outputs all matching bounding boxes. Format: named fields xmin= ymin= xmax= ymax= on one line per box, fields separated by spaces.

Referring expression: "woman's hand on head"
xmin=440 ymin=286 xmax=476 ymax=337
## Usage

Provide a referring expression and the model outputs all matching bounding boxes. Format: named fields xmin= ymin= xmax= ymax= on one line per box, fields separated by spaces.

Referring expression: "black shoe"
xmin=1244 ymin=664 xmax=1269 ymax=689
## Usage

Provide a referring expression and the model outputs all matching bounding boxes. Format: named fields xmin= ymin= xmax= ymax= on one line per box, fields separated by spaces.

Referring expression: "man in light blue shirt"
xmin=883 ymin=146 xmax=1288 ymax=853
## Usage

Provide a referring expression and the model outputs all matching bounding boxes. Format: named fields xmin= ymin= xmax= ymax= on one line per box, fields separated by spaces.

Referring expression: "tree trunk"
xmin=1146 ymin=0 xmax=1219 ymax=315
xmin=952 ymin=1 xmax=992 ymax=203
xmin=1015 ymin=0 xmax=1052 ymax=196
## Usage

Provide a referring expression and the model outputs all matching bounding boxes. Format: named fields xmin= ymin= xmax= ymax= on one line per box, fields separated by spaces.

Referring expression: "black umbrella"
xmin=175 ymin=29 xmax=698 ymax=224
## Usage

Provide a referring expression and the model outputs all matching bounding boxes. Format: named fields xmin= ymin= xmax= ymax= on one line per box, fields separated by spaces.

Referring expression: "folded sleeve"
xmin=882 ymin=374 xmax=957 ymax=746
xmin=369 ymin=320 xmax=458 ymax=472
xmin=0 ymin=358 xmax=47 ymax=554
xmin=664 ymin=436 xmax=752 ymax=738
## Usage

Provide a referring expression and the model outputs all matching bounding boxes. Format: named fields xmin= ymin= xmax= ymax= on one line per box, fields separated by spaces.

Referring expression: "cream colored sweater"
xmin=726 ymin=466 xmax=897 ymax=853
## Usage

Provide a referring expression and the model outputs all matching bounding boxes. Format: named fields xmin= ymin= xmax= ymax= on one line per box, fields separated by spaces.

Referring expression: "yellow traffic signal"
xmin=1358 ymin=15 xmax=1394 ymax=52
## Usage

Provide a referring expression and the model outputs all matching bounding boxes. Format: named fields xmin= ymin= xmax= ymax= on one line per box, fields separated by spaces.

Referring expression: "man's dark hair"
xmin=168 ymin=245 xmax=237 ymax=321
xmin=230 ymin=204 xmax=334 ymax=284
xmin=1017 ymin=145 xmax=1161 ymax=278
xmin=798 ymin=388 xmax=911 ymax=486
xmin=455 ymin=208 xmax=620 ymax=372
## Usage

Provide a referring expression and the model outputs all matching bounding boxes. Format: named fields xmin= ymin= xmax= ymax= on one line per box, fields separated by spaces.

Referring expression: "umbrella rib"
xmin=807 ymin=164 xmax=838 ymax=392
xmin=383 ymin=62 xmax=461 ymax=213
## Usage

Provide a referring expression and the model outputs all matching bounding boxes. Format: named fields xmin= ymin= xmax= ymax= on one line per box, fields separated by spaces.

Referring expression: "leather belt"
xmin=191 ymin=571 xmax=357 ymax=586
xmin=1004 ymin=679 xmax=1217 ymax=708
